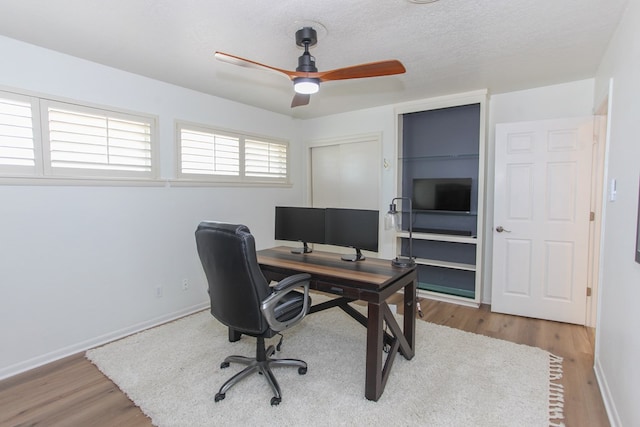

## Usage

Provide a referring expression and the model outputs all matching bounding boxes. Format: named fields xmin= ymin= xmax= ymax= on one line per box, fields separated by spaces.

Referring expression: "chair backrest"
xmin=195 ymin=221 xmax=272 ymax=335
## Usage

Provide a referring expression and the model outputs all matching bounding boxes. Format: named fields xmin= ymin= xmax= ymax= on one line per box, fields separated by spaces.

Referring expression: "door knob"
xmin=496 ymin=226 xmax=511 ymax=233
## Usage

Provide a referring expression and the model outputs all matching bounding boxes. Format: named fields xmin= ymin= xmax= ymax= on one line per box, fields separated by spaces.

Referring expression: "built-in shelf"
xmin=418 ymin=282 xmax=476 ymax=299
xmin=414 ymin=257 xmax=476 ymax=271
xmin=394 ymin=93 xmax=486 ymax=307
xmin=414 ymin=211 xmax=478 ymax=217
xmin=397 ymin=231 xmax=477 ymax=244
xmin=400 ymin=153 xmax=479 ymax=162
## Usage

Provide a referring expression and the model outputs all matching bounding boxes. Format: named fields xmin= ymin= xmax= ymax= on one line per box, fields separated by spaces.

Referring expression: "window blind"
xmin=0 ymin=97 xmax=35 ymax=168
xmin=47 ymin=107 xmax=153 ymax=174
xmin=245 ymin=139 xmax=287 ymax=179
xmin=180 ymin=128 xmax=240 ymax=176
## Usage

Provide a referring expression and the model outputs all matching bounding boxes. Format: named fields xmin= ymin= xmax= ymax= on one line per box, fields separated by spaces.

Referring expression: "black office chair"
xmin=195 ymin=221 xmax=311 ymax=406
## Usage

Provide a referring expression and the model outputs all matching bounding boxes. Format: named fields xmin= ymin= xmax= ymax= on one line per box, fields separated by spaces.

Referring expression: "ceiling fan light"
xmin=294 ymin=78 xmax=320 ymax=94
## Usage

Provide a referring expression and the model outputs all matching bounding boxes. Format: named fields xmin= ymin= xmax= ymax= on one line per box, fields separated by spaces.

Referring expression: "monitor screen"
xmin=324 ymin=208 xmax=379 ymax=258
xmin=412 ymin=178 xmax=472 ymax=212
xmin=274 ymin=207 xmax=326 ymax=253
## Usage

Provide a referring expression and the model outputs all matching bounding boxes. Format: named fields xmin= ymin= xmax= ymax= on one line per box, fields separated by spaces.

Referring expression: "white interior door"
xmin=492 ymin=117 xmax=594 ymax=324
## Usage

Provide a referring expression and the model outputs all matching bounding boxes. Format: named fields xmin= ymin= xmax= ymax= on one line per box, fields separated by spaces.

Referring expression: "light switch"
xmin=610 ymin=178 xmax=617 ymax=202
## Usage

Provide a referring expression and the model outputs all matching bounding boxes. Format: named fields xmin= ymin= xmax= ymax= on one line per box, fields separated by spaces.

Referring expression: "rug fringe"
xmin=548 ymin=353 xmax=565 ymax=427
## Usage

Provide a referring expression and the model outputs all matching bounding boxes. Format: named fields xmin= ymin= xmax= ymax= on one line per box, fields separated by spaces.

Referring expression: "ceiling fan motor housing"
xmin=297 ymin=52 xmax=317 ymax=72
xmin=295 ymin=27 xmax=318 ymax=73
xmin=295 ymin=27 xmax=317 ymax=48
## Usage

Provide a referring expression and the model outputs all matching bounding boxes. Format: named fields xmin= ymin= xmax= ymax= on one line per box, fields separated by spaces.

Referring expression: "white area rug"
xmin=86 ymin=307 xmax=564 ymax=427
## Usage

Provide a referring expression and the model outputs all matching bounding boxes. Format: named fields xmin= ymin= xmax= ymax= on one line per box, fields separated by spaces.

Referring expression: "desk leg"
xmin=403 ymin=277 xmax=417 ymax=358
xmin=364 ymin=275 xmax=417 ymax=401
xmin=365 ymin=302 xmax=384 ymax=401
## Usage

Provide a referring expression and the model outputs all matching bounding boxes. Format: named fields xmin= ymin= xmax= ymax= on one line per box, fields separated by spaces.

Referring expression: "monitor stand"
xmin=291 ymin=242 xmax=312 ymax=254
xmin=341 ymin=248 xmax=365 ymax=262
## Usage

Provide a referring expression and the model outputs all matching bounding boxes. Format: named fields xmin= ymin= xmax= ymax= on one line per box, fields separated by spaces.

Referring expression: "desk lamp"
xmin=385 ymin=197 xmax=423 ymax=317
xmin=385 ymin=197 xmax=416 ymax=268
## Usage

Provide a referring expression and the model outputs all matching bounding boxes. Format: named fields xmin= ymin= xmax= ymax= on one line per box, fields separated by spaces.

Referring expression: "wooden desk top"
xmin=257 ymin=246 xmax=415 ymax=291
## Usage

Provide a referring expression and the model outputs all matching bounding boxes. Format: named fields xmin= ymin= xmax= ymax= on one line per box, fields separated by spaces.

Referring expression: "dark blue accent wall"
xmin=401 ymin=103 xmax=481 ymax=235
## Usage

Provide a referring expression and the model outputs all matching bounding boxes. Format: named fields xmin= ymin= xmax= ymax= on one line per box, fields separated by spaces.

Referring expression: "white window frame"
xmin=0 ymin=88 xmax=159 ymax=183
xmin=176 ymin=121 xmax=290 ymax=185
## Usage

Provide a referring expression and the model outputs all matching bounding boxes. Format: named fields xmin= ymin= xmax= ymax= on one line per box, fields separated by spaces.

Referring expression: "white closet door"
xmin=310 ymin=137 xmax=380 ymax=254
xmin=310 ymin=139 xmax=379 ymax=210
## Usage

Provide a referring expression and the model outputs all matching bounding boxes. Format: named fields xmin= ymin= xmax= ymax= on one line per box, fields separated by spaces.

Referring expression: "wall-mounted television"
xmin=412 ymin=178 xmax=472 ymax=213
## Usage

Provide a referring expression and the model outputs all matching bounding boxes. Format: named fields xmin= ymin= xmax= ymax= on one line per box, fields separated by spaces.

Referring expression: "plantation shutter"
xmin=45 ymin=105 xmax=153 ymax=177
xmin=0 ymin=95 xmax=36 ymax=173
xmin=177 ymin=122 xmax=289 ymax=184
xmin=180 ymin=128 xmax=240 ymax=176
xmin=245 ymin=139 xmax=288 ymax=179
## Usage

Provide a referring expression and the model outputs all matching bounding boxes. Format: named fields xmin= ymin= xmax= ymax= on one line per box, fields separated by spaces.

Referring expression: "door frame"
xmin=588 ymin=79 xmax=614 ymax=328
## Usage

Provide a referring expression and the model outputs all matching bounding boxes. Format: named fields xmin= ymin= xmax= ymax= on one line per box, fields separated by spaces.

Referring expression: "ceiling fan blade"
xmin=291 ymin=93 xmax=311 ymax=108
xmin=318 ymin=60 xmax=406 ymax=82
xmin=214 ymin=51 xmax=299 ymax=79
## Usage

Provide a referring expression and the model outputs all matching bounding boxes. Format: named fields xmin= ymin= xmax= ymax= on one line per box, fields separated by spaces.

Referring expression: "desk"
xmin=256 ymin=246 xmax=417 ymax=401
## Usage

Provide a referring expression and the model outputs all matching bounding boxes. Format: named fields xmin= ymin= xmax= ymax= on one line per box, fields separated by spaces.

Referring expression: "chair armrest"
xmin=261 ymin=273 xmax=311 ymax=332
xmin=273 ymin=273 xmax=311 ymax=292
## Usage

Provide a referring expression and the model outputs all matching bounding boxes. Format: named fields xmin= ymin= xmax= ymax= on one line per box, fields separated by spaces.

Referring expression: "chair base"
xmin=215 ymin=343 xmax=307 ymax=406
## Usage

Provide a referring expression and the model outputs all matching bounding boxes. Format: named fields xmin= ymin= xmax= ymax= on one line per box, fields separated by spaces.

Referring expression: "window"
xmin=43 ymin=102 xmax=154 ymax=178
xmin=0 ymin=90 xmax=157 ymax=181
xmin=177 ymin=122 xmax=288 ymax=184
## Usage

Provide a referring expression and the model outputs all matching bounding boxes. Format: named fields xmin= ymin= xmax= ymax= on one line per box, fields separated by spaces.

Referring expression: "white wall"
xmin=593 ymin=0 xmax=640 ymax=425
xmin=0 ymin=36 xmax=303 ymax=379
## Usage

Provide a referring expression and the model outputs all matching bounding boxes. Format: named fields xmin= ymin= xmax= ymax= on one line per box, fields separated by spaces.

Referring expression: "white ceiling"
xmin=0 ymin=0 xmax=628 ymax=119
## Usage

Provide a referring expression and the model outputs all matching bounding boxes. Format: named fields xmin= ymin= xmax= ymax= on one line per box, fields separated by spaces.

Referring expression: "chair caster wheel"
xmin=220 ymin=361 xmax=230 ymax=369
xmin=270 ymin=396 xmax=281 ymax=406
xmin=214 ymin=393 xmax=225 ymax=402
xmin=298 ymin=367 xmax=307 ymax=375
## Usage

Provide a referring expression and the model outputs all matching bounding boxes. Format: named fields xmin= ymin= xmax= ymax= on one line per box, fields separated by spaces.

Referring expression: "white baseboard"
xmin=594 ymin=355 xmax=621 ymax=427
xmin=0 ymin=302 xmax=210 ymax=381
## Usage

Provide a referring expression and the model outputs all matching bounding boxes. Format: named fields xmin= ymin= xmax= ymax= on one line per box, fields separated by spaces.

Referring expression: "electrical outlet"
xmin=182 ymin=278 xmax=189 ymax=291
xmin=156 ymin=286 xmax=163 ymax=298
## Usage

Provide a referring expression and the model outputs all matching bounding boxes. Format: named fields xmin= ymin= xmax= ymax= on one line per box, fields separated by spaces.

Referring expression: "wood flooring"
xmin=0 ymin=297 xmax=609 ymax=427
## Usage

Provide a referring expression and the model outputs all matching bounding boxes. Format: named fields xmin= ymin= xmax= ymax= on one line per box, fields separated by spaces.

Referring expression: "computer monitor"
xmin=274 ymin=206 xmax=326 ymax=254
xmin=324 ymin=208 xmax=379 ymax=261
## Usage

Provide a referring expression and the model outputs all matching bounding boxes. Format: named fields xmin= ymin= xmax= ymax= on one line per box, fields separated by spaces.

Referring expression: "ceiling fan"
xmin=214 ymin=27 xmax=406 ymax=108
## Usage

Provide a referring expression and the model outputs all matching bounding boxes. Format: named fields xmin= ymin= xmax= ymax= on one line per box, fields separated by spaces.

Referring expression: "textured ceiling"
xmin=0 ymin=0 xmax=629 ymax=119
